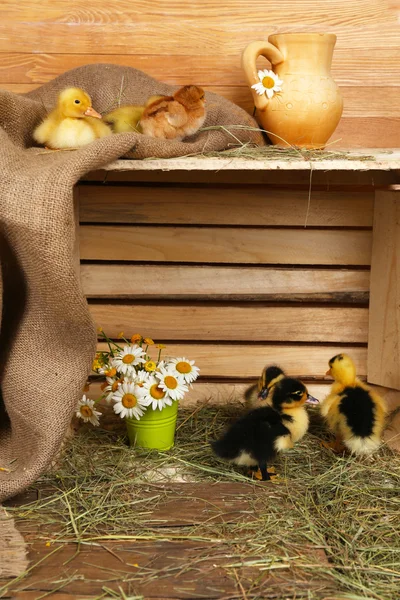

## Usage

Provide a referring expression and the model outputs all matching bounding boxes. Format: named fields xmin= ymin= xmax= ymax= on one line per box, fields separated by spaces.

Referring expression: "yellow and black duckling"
xmin=33 ymin=87 xmax=112 ymax=149
xmin=320 ymin=353 xmax=387 ymax=455
xmin=211 ymin=375 xmax=312 ymax=481
xmin=245 ymin=365 xmax=319 ymax=409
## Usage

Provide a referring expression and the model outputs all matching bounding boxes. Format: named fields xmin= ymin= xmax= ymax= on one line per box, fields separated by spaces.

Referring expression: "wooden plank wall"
xmin=77 ymin=169 xmax=380 ymax=401
xmin=1 ymin=0 xmax=399 ymax=147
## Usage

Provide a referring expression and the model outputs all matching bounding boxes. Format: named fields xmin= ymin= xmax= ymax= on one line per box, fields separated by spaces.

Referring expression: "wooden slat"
xmin=0 ymin=21 xmax=398 ymax=54
xmin=0 ymin=50 xmax=399 ymax=87
xmin=81 ymin=169 xmax=398 ymax=187
xmin=97 ymin=342 xmax=367 ymax=378
xmin=0 ymin=506 xmax=334 ymax=598
xmin=333 ymin=117 xmax=400 ymax=148
xmin=0 ymin=0 xmax=393 ymax=24
xmin=87 ymin=378 xmax=332 ymax=404
xmin=87 ymin=380 xmax=400 ymax=411
xmin=368 ymin=190 xmax=400 ymax=390
xmin=90 ymin=303 xmax=368 ymax=342
xmin=1 ymin=51 xmax=400 ymax=110
xmin=79 ymin=225 xmax=372 ymax=265
xmin=81 ymin=264 xmax=370 ymax=301
xmin=77 ymin=185 xmax=374 ymax=226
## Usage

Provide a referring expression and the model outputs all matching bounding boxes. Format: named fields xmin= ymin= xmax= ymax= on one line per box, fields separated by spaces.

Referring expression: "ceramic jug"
xmin=242 ymin=33 xmax=343 ymax=148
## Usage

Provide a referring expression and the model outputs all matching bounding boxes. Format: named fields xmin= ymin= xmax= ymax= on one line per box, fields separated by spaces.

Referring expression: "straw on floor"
xmin=2 ymin=402 xmax=399 ymax=600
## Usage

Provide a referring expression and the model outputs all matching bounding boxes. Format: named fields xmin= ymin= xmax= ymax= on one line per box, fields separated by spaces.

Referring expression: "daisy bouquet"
xmin=77 ymin=332 xmax=200 ymax=427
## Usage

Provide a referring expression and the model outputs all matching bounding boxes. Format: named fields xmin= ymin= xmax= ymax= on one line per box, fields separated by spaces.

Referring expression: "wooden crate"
xmin=76 ymin=153 xmax=400 ymax=427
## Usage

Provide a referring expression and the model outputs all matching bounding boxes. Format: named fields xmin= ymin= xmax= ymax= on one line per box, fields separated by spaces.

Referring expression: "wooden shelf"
xmin=103 ymin=149 xmax=400 ymax=173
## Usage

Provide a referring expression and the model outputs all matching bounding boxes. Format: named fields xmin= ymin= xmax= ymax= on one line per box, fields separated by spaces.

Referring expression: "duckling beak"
xmin=306 ymin=394 xmax=319 ymax=405
xmin=325 ymin=368 xmax=332 ymax=377
xmin=257 ymin=387 xmax=269 ymax=401
xmin=84 ymin=106 xmax=102 ymax=119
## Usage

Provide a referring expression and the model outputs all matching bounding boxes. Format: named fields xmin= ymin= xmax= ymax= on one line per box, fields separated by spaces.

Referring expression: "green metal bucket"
xmin=125 ymin=401 xmax=178 ymax=450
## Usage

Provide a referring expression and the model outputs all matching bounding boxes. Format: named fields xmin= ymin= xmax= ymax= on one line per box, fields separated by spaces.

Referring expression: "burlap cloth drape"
xmin=0 ymin=64 xmax=263 ymax=501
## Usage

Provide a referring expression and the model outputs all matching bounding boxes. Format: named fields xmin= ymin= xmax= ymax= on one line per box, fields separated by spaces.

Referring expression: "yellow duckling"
xmin=320 ymin=353 xmax=387 ymax=455
xmin=33 ymin=87 xmax=112 ymax=149
xmin=104 ymin=96 xmax=163 ymax=134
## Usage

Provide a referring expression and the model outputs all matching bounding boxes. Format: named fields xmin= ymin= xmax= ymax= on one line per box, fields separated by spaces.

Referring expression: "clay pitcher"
xmin=242 ymin=33 xmax=343 ymax=148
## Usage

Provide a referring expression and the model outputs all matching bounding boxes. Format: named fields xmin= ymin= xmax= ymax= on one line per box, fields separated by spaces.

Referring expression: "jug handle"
xmin=242 ymin=41 xmax=284 ymax=111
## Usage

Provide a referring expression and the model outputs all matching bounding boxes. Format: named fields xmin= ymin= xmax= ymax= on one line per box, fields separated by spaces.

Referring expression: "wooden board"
xmin=77 ymin=185 xmax=374 ymax=226
xmin=1 ymin=483 xmax=335 ymax=599
xmin=81 ymin=264 xmax=370 ymax=301
xmin=81 ymin=168 xmax=398 ymax=187
xmin=96 ymin=342 xmax=367 ymax=378
xmin=0 ymin=20 xmax=398 ymax=54
xmin=0 ymin=0 xmax=395 ymax=30
xmin=368 ymin=190 xmax=400 ymax=390
xmin=87 ymin=378 xmax=332 ymax=403
xmin=89 ymin=303 xmax=368 ymax=343
xmin=80 ymin=225 xmax=372 ymax=265
xmin=1 ymin=50 xmax=399 ymax=89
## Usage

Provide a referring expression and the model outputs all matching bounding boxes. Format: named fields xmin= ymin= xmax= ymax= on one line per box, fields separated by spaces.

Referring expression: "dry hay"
xmin=3 ymin=403 xmax=400 ymax=600
xmin=190 ymin=125 xmax=379 ymax=162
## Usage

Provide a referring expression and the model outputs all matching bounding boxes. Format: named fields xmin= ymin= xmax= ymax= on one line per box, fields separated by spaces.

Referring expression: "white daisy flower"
xmin=156 ymin=367 xmax=189 ymax=401
xmin=76 ymin=395 xmax=101 ymax=426
xmin=112 ymin=380 xmax=147 ymax=420
xmin=142 ymin=375 xmax=174 ymax=411
xmin=98 ymin=363 xmax=117 ymax=377
xmin=102 ymin=376 xmax=123 ymax=403
xmin=251 ymin=69 xmax=283 ymax=99
xmin=134 ymin=370 xmax=151 ymax=385
xmin=111 ymin=344 xmax=146 ymax=376
xmin=168 ymin=357 xmax=200 ymax=384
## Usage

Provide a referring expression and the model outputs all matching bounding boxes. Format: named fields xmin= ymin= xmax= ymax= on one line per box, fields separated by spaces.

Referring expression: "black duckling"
xmin=211 ymin=377 xmax=311 ymax=480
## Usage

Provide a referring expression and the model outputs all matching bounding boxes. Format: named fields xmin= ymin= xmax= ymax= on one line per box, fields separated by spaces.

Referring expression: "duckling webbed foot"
xmin=248 ymin=463 xmax=277 ymax=482
xmin=321 ymin=437 xmax=346 ymax=453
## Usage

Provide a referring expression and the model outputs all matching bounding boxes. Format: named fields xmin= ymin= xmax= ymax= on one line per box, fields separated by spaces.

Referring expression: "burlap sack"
xmin=0 ymin=64 xmax=263 ymax=501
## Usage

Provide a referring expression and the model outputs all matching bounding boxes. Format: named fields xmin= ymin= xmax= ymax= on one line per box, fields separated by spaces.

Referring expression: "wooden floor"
xmin=1 ymin=482 xmax=334 ymax=599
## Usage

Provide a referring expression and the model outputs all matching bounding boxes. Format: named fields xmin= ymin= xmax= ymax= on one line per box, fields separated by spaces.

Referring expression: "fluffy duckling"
xmin=33 ymin=87 xmax=112 ymax=149
xmin=320 ymin=353 xmax=387 ymax=455
xmin=211 ymin=377 xmax=311 ymax=480
xmin=104 ymin=96 xmax=163 ymax=134
xmin=245 ymin=365 xmax=319 ymax=409
xmin=140 ymin=85 xmax=206 ymax=140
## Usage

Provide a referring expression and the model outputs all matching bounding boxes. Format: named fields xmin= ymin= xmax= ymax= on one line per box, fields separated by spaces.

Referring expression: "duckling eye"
xmin=74 ymin=99 xmax=81 ymax=104
xmin=292 ymin=390 xmax=302 ymax=397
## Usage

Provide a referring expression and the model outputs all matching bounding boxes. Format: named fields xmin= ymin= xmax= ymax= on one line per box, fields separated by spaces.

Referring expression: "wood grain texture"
xmin=368 ymin=190 xmax=400 ymax=390
xmin=87 ymin=378 xmax=333 ymax=405
xmin=81 ymin=168 xmax=398 ymax=187
xmin=0 ymin=21 xmax=398 ymax=54
xmin=79 ymin=225 xmax=372 ymax=265
xmin=80 ymin=264 xmax=370 ymax=300
xmin=77 ymin=185 xmax=374 ymax=226
xmin=96 ymin=342 xmax=367 ymax=378
xmin=89 ymin=303 xmax=368 ymax=342
xmin=0 ymin=488 xmax=334 ymax=598
xmin=0 ymin=0 xmax=393 ymax=25
xmin=86 ymin=379 xmax=400 ymax=411
xmin=1 ymin=51 xmax=399 ymax=90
